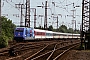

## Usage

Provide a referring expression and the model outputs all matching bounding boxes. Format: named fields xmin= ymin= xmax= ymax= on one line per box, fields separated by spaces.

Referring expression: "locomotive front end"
xmin=14 ymin=27 xmax=24 ymax=41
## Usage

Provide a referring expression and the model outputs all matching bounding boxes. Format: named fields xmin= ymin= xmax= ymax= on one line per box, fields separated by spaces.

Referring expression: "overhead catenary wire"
xmin=54 ymin=0 xmax=72 ymax=15
xmin=3 ymin=0 xmax=26 ymax=18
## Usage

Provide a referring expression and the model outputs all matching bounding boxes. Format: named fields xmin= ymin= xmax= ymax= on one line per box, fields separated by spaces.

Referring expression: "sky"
xmin=2 ymin=0 xmax=82 ymax=30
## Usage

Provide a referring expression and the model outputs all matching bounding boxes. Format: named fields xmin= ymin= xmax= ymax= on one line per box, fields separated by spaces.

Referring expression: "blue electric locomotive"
xmin=14 ymin=27 xmax=34 ymax=41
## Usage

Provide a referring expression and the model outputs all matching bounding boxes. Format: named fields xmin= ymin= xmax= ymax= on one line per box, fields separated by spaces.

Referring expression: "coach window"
xmin=37 ymin=32 xmax=39 ymax=35
xmin=51 ymin=33 xmax=53 ymax=36
xmin=47 ymin=33 xmax=50 ymax=36
xmin=48 ymin=33 xmax=50 ymax=36
xmin=37 ymin=32 xmax=41 ymax=35
xmin=36 ymin=32 xmax=38 ymax=35
xmin=49 ymin=33 xmax=51 ymax=36
xmin=39 ymin=32 xmax=41 ymax=35
xmin=42 ymin=32 xmax=44 ymax=35
xmin=35 ymin=32 xmax=37 ymax=35
xmin=53 ymin=33 xmax=54 ymax=36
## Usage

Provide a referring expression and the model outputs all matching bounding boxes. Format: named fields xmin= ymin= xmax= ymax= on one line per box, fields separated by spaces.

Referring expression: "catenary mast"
xmin=81 ymin=0 xmax=90 ymax=49
xmin=25 ymin=0 xmax=30 ymax=27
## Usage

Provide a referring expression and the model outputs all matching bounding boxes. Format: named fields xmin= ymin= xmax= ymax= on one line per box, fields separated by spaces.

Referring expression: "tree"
xmin=74 ymin=29 xmax=80 ymax=34
xmin=58 ymin=25 xmax=68 ymax=33
xmin=68 ymin=28 xmax=73 ymax=33
xmin=35 ymin=26 xmax=44 ymax=30
xmin=48 ymin=25 xmax=53 ymax=31
xmin=0 ymin=16 xmax=16 ymax=48
xmin=2 ymin=16 xmax=16 ymax=40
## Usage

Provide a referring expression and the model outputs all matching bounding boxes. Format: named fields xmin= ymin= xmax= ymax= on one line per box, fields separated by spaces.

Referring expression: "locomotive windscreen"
xmin=15 ymin=28 xmax=24 ymax=32
xmin=15 ymin=30 xmax=23 ymax=32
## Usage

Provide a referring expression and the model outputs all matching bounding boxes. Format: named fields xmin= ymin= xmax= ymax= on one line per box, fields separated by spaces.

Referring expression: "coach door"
xmin=30 ymin=30 xmax=32 ymax=37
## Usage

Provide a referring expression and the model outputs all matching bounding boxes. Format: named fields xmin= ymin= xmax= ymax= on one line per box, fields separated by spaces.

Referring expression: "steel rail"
xmin=30 ymin=42 xmax=80 ymax=60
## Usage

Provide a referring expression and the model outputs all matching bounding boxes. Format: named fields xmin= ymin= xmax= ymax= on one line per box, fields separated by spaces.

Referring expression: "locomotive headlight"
xmin=25 ymin=35 xmax=26 ymax=36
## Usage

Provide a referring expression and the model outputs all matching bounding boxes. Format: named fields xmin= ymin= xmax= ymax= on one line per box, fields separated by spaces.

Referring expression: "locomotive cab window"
xmin=15 ymin=30 xmax=23 ymax=32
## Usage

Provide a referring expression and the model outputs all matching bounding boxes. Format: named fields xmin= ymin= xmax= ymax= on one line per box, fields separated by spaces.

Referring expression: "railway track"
xmin=0 ymin=40 xmax=61 ymax=60
xmin=53 ymin=44 xmax=79 ymax=60
xmin=5 ymin=42 xmax=59 ymax=60
xmin=0 ymin=41 xmax=46 ymax=60
xmin=0 ymin=42 xmax=25 ymax=56
xmin=0 ymin=40 xmax=49 ymax=56
xmin=5 ymin=40 xmax=69 ymax=60
xmin=24 ymin=40 xmax=80 ymax=60
xmin=0 ymin=40 xmax=80 ymax=60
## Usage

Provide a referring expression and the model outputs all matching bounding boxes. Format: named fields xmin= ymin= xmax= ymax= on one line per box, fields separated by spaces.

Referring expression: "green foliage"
xmin=74 ymin=30 xmax=80 ymax=34
xmin=1 ymin=16 xmax=16 ymax=40
xmin=48 ymin=25 xmax=53 ymax=31
xmin=0 ymin=31 xmax=8 ymax=48
xmin=58 ymin=25 xmax=68 ymax=33
xmin=0 ymin=16 xmax=16 ymax=48
xmin=67 ymin=28 xmax=73 ymax=33
xmin=0 ymin=38 xmax=8 ymax=48
xmin=35 ymin=24 xmax=80 ymax=34
xmin=35 ymin=26 xmax=44 ymax=30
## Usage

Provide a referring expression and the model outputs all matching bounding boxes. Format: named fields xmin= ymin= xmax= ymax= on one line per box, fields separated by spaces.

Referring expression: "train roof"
xmin=15 ymin=27 xmax=34 ymax=29
xmin=52 ymin=31 xmax=80 ymax=35
xmin=34 ymin=29 xmax=80 ymax=35
xmin=34 ymin=29 xmax=46 ymax=32
xmin=34 ymin=29 xmax=54 ymax=33
xmin=15 ymin=27 xmax=80 ymax=35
